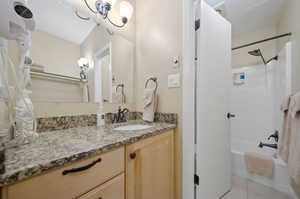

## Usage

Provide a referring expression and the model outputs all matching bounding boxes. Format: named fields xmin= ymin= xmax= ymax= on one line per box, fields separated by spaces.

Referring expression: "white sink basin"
xmin=113 ymin=124 xmax=153 ymax=131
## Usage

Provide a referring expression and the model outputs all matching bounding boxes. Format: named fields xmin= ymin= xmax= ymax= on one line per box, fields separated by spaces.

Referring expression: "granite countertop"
xmin=0 ymin=121 xmax=176 ymax=186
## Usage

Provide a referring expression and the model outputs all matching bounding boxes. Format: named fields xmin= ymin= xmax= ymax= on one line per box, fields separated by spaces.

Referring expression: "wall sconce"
xmin=78 ymin=57 xmax=89 ymax=81
xmin=82 ymin=0 xmax=133 ymax=28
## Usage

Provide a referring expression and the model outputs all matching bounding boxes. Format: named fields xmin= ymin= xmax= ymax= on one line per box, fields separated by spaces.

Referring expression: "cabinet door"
xmin=78 ymin=174 xmax=124 ymax=199
xmin=126 ymin=130 xmax=174 ymax=199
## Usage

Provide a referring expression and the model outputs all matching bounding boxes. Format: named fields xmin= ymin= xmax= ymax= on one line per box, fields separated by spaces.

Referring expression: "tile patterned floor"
xmin=223 ymin=176 xmax=292 ymax=199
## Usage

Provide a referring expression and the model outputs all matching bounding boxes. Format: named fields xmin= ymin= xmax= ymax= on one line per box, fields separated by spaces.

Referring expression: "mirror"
xmin=7 ymin=0 xmax=135 ymax=111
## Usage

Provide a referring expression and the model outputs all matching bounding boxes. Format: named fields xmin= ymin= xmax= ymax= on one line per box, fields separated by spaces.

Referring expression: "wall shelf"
xmin=30 ymin=71 xmax=87 ymax=84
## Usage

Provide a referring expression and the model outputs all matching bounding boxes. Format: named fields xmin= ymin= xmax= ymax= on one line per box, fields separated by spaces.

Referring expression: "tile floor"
xmin=223 ymin=176 xmax=292 ymax=199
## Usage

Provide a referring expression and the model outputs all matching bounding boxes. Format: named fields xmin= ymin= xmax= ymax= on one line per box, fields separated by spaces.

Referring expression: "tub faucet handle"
xmin=268 ymin=131 xmax=279 ymax=142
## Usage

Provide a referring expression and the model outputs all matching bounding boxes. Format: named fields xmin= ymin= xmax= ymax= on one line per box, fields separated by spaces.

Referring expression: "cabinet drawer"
xmin=5 ymin=147 xmax=124 ymax=199
xmin=78 ymin=174 xmax=124 ymax=199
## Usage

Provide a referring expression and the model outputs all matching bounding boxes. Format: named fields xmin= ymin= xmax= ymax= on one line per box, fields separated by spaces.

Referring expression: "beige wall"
xmin=31 ymin=30 xmax=81 ymax=78
xmin=3 ymin=31 xmax=97 ymax=120
xmin=8 ymin=30 xmax=81 ymax=78
xmin=135 ymin=0 xmax=182 ymax=198
xmin=7 ymin=30 xmax=85 ymax=103
xmin=0 ymin=100 xmax=98 ymax=125
xmin=31 ymin=79 xmax=84 ymax=103
xmin=33 ymin=102 xmax=99 ymax=117
xmin=277 ymin=0 xmax=300 ymax=93
xmin=232 ymin=25 xmax=278 ymax=68
xmin=80 ymin=20 xmax=135 ymax=111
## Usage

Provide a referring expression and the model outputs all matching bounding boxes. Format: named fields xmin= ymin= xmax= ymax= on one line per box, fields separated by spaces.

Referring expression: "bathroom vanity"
xmin=0 ymin=122 xmax=175 ymax=199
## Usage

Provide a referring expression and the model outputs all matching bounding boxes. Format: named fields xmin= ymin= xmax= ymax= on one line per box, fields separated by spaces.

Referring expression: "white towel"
xmin=111 ymin=86 xmax=123 ymax=104
xmin=280 ymin=95 xmax=291 ymax=112
xmin=279 ymin=95 xmax=293 ymax=163
xmin=244 ymin=152 xmax=274 ymax=177
xmin=287 ymin=93 xmax=300 ymax=185
xmin=142 ymin=88 xmax=158 ymax=122
xmin=112 ymin=92 xmax=123 ymax=104
xmin=290 ymin=92 xmax=300 ymax=118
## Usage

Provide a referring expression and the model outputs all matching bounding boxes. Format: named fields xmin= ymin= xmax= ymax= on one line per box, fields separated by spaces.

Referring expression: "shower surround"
xmin=229 ymin=43 xmax=295 ymax=197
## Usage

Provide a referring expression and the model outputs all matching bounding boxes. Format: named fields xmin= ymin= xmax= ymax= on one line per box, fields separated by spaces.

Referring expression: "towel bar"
xmin=145 ymin=77 xmax=158 ymax=91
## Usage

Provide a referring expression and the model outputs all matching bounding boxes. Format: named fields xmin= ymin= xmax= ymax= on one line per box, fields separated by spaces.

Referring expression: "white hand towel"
xmin=244 ymin=152 xmax=274 ymax=177
xmin=142 ymin=88 xmax=158 ymax=122
xmin=279 ymin=95 xmax=293 ymax=163
xmin=290 ymin=92 xmax=300 ymax=118
xmin=287 ymin=92 xmax=300 ymax=186
xmin=281 ymin=95 xmax=291 ymax=112
xmin=112 ymin=92 xmax=123 ymax=104
xmin=111 ymin=86 xmax=123 ymax=104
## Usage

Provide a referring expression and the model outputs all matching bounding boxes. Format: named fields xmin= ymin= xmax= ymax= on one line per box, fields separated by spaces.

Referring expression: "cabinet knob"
xmin=227 ymin=113 xmax=236 ymax=119
xmin=130 ymin=152 xmax=136 ymax=159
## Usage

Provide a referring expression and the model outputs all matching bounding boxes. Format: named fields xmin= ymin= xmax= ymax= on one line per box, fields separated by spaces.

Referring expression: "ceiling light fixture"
xmin=82 ymin=0 xmax=133 ymax=28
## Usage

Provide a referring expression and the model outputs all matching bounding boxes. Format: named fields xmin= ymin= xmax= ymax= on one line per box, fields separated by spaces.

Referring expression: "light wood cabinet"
xmin=1 ymin=130 xmax=175 ymax=199
xmin=77 ymin=174 xmax=124 ymax=199
xmin=126 ymin=130 xmax=174 ymax=199
xmin=2 ymin=147 xmax=125 ymax=199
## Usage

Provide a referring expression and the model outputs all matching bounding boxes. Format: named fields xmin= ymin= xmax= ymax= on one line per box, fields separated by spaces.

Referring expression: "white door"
xmin=196 ymin=1 xmax=232 ymax=198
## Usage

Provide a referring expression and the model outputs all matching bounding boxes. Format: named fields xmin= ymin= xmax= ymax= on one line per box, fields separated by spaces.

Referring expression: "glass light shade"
xmin=78 ymin=58 xmax=89 ymax=67
xmin=120 ymin=1 xmax=133 ymax=21
xmin=103 ymin=0 xmax=117 ymax=7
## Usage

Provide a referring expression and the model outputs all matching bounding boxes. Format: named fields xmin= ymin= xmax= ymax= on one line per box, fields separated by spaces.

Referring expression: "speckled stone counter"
xmin=0 ymin=121 xmax=176 ymax=186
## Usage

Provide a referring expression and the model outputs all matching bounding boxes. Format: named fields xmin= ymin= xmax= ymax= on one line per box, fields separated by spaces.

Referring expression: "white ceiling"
xmin=205 ymin=0 xmax=224 ymax=7
xmin=27 ymin=0 xmax=96 ymax=44
xmin=28 ymin=0 xmax=286 ymax=44
xmin=205 ymin=0 xmax=286 ymax=36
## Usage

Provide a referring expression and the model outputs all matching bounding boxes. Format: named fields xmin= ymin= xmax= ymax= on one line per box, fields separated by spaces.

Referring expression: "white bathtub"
xmin=231 ymin=150 xmax=296 ymax=196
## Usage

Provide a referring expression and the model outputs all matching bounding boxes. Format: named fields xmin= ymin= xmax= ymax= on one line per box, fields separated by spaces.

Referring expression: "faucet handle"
xmin=268 ymin=130 xmax=279 ymax=142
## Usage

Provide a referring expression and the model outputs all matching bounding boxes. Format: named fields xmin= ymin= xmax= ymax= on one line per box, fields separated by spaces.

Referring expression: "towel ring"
xmin=116 ymin=84 xmax=124 ymax=92
xmin=145 ymin=77 xmax=158 ymax=91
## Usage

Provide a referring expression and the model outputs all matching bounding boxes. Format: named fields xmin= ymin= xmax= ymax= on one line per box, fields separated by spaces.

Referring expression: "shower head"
xmin=248 ymin=49 xmax=262 ymax=57
xmin=248 ymin=49 xmax=267 ymax=65
xmin=248 ymin=49 xmax=279 ymax=65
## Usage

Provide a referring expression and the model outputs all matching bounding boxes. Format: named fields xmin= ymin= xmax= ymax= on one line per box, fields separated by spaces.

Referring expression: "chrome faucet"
xmin=258 ymin=130 xmax=279 ymax=150
xmin=113 ymin=107 xmax=129 ymax=123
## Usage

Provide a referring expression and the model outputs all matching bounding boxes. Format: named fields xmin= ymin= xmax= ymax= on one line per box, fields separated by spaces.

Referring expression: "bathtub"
xmin=231 ymin=150 xmax=296 ymax=196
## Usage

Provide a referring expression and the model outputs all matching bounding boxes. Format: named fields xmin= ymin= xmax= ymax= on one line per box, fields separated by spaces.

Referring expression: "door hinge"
xmin=194 ymin=174 xmax=199 ymax=185
xmin=195 ymin=19 xmax=200 ymax=31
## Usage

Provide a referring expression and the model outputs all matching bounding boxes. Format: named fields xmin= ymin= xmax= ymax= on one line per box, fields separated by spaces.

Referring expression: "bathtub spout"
xmin=258 ymin=142 xmax=278 ymax=149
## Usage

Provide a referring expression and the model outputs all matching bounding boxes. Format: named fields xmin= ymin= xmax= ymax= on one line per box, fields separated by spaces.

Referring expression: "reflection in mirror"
xmin=100 ymin=52 xmax=111 ymax=103
xmin=6 ymin=0 xmax=135 ymax=112
xmin=93 ymin=42 xmax=112 ymax=104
